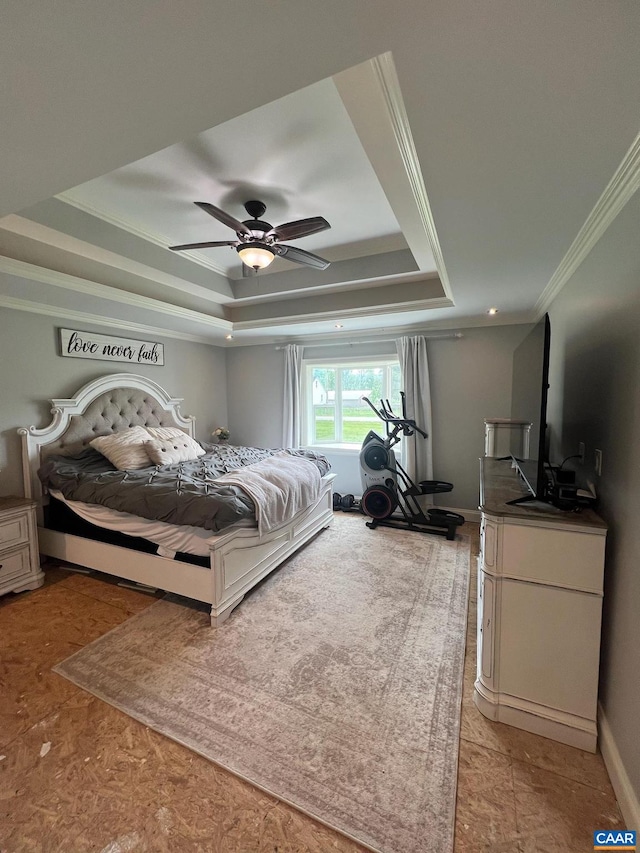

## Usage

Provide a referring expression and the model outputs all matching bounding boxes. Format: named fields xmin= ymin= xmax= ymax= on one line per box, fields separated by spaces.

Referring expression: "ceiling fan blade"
xmin=194 ymin=201 xmax=252 ymax=236
xmin=269 ymin=216 xmax=330 ymax=241
xmin=276 ymin=244 xmax=330 ymax=270
xmin=169 ymin=240 xmax=237 ymax=251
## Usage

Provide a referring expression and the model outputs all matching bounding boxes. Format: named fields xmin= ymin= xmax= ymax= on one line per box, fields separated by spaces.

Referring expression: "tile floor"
xmin=0 ymin=524 xmax=624 ymax=852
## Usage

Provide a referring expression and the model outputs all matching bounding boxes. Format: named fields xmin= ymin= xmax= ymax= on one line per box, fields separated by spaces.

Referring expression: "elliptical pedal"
xmin=419 ymin=480 xmax=454 ymax=495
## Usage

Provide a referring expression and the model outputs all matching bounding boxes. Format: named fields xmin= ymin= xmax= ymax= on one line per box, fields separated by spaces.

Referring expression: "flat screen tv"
xmin=508 ymin=313 xmax=551 ymax=504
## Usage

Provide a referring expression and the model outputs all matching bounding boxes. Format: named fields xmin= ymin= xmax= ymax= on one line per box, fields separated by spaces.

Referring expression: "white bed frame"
xmin=19 ymin=373 xmax=335 ymax=626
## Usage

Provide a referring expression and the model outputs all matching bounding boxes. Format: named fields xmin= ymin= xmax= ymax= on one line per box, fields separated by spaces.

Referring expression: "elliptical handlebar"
xmin=361 ymin=395 xmax=428 ymax=439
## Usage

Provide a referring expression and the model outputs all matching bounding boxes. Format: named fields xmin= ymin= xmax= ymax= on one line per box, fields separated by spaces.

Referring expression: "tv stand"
xmin=505 ymin=493 xmax=539 ymax=507
xmin=476 ymin=458 xmax=607 ymax=752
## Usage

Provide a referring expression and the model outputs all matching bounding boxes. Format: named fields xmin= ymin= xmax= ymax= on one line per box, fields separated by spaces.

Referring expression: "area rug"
xmin=53 ymin=514 xmax=470 ymax=853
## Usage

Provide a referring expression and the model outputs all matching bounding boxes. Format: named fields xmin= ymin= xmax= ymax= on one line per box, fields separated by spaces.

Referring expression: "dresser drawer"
xmin=501 ymin=523 xmax=605 ymax=593
xmin=0 ymin=545 xmax=33 ymax=585
xmin=0 ymin=513 xmax=30 ymax=550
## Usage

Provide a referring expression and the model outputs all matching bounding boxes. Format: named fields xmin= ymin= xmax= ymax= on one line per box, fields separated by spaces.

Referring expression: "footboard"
xmin=207 ymin=473 xmax=335 ymax=626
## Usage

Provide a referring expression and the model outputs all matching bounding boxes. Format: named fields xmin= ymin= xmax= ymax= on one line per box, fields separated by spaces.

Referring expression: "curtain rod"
xmin=275 ymin=332 xmax=462 ymax=350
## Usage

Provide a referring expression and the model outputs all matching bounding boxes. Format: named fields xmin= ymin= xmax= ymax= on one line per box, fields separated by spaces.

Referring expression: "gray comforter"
xmin=39 ymin=444 xmax=330 ymax=533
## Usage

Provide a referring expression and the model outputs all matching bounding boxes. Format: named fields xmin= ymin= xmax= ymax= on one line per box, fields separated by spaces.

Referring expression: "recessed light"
xmin=335 ymin=324 xmax=344 ymax=329
xmin=487 ymin=308 xmax=499 ymax=315
xmin=225 ymin=334 xmax=233 ymax=340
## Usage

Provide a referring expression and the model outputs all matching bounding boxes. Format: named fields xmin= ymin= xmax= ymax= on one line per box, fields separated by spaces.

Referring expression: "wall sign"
xmin=59 ymin=329 xmax=164 ymax=366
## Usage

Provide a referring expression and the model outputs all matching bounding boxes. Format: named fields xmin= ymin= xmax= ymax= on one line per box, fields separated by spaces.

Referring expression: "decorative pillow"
xmin=145 ymin=426 xmax=186 ymax=439
xmin=89 ymin=426 xmax=152 ymax=470
xmin=145 ymin=435 xmax=205 ymax=465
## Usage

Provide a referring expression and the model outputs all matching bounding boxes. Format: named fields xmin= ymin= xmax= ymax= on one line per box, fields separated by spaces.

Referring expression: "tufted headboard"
xmin=19 ymin=373 xmax=195 ymax=513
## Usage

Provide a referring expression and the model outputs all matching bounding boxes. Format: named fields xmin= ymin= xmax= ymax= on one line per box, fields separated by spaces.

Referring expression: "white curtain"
xmin=282 ymin=344 xmax=303 ymax=447
xmin=396 ymin=336 xmax=433 ymax=487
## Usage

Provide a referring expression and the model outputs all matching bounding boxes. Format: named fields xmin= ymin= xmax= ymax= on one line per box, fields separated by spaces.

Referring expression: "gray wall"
xmin=0 ymin=309 xmax=227 ymax=497
xmin=227 ymin=325 xmax=529 ymax=510
xmin=225 ymin=343 xmax=285 ymax=450
xmin=546 ymin=189 xmax=640 ymax=803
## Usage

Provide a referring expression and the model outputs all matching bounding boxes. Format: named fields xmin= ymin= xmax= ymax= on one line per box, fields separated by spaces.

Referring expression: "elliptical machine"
xmin=360 ymin=392 xmax=464 ymax=540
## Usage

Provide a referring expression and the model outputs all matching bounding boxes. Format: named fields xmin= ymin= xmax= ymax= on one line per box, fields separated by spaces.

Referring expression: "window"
xmin=303 ymin=358 xmax=402 ymax=448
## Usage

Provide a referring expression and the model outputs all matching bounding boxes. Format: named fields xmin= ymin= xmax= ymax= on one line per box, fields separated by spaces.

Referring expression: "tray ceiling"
xmin=1 ymin=2 xmax=638 ymax=345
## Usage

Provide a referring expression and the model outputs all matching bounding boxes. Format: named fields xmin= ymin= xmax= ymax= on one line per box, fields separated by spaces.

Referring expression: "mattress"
xmin=50 ymin=489 xmax=254 ymax=558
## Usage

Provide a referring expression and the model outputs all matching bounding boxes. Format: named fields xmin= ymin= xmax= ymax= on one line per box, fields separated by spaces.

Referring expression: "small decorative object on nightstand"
xmin=212 ymin=427 xmax=230 ymax=445
xmin=0 ymin=496 xmax=45 ymax=597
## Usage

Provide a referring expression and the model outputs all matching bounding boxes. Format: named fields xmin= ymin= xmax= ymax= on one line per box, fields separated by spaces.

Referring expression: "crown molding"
xmin=0 ymin=214 xmax=232 ymax=305
xmin=372 ymin=53 xmax=454 ymax=302
xmin=57 ymin=191 xmax=229 ymax=277
xmin=0 ymin=295 xmax=223 ymax=345
xmin=232 ymin=296 xmax=453 ymax=331
xmin=281 ymin=326 xmax=463 ymax=348
xmin=536 ymin=130 xmax=640 ymax=316
xmin=0 ymin=257 xmax=231 ymax=331
xmin=227 ymin=311 xmax=533 ymax=346
xmin=0 ymin=286 xmax=531 ymax=349
xmin=231 ymin=269 xmax=442 ymax=307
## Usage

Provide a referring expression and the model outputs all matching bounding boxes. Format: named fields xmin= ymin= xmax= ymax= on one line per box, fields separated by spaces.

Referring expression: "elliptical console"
xmin=359 ymin=393 xmax=464 ymax=540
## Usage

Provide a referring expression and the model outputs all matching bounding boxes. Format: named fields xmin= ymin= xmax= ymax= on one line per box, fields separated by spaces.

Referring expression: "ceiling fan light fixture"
xmin=237 ymin=242 xmax=275 ymax=270
xmin=170 ymin=200 xmax=331 ymax=271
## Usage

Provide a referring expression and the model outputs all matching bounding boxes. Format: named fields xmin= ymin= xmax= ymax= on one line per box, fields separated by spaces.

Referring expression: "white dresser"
xmin=0 ymin=496 xmax=45 ymax=597
xmin=475 ymin=458 xmax=607 ymax=752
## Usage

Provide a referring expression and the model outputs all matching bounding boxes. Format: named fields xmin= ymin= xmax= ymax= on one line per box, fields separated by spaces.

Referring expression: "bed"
xmin=19 ymin=373 xmax=335 ymax=626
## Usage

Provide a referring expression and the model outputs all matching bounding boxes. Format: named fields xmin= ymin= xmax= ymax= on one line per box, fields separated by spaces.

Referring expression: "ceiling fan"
xmin=169 ymin=200 xmax=331 ymax=275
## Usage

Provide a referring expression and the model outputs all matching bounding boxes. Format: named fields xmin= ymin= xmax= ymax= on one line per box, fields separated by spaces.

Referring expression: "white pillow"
xmin=146 ymin=426 xmax=186 ymax=439
xmin=90 ymin=426 xmax=152 ymax=470
xmin=145 ymin=435 xmax=205 ymax=465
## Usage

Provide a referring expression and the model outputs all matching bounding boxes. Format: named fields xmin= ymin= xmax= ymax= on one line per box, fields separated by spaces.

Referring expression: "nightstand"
xmin=0 ymin=496 xmax=45 ymax=597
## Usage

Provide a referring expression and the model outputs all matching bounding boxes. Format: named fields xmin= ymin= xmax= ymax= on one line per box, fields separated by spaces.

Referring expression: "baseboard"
xmin=445 ymin=506 xmax=480 ymax=524
xmin=598 ymin=702 xmax=640 ymax=828
xmin=474 ymin=680 xmax=597 ymax=752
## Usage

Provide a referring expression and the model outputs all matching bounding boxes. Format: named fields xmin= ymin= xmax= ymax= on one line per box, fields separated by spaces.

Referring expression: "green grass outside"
xmin=314 ymin=417 xmax=381 ymax=444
